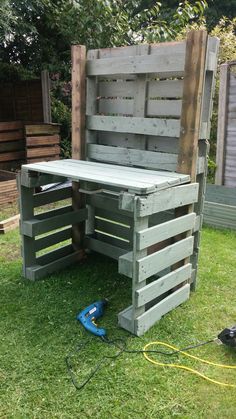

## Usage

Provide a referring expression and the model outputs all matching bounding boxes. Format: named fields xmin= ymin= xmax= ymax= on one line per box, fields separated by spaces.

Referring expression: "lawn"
xmin=0 ymin=204 xmax=236 ymax=419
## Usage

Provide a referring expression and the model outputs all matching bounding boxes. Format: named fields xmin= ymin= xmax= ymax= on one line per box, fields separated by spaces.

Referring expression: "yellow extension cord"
xmin=143 ymin=341 xmax=236 ymax=388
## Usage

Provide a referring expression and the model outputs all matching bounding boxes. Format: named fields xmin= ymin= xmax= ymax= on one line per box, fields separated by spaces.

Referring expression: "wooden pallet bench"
xmin=18 ymin=31 xmax=219 ymax=336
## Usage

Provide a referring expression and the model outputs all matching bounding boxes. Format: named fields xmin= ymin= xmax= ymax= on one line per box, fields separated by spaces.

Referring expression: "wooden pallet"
xmin=19 ymin=31 xmax=219 ymax=336
xmin=0 ymin=214 xmax=20 ymax=234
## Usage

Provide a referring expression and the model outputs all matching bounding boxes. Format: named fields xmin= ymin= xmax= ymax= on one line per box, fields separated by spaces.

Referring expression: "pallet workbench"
xmin=18 ymin=31 xmax=219 ymax=335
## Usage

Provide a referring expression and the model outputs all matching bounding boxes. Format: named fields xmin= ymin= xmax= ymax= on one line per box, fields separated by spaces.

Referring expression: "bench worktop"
xmin=22 ymin=159 xmax=190 ymax=194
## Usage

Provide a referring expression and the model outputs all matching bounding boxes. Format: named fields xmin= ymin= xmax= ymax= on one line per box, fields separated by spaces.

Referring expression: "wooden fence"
xmin=0 ymin=71 xmax=51 ymax=124
xmin=203 ymin=184 xmax=236 ymax=230
xmin=215 ymin=62 xmax=236 ymax=187
xmin=0 ymin=121 xmax=60 ymax=171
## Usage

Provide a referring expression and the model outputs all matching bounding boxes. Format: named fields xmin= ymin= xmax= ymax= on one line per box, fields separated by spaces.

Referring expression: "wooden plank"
xmin=85 ymin=236 xmax=126 ymax=260
xmin=22 ymin=207 xmax=88 ymax=237
xmin=25 ymin=124 xmax=60 ymax=135
xmin=71 ymin=45 xmax=86 ymax=254
xmin=34 ymin=186 xmax=71 ymax=207
xmin=25 ymin=249 xmax=83 ymax=280
xmin=135 ymin=284 xmax=190 ymax=336
xmin=147 ymin=136 xmax=179 ymax=154
xmin=137 ymin=183 xmax=199 ymax=217
xmin=178 ymin=30 xmax=208 ymax=181
xmin=18 ymin=181 xmax=36 ymax=277
xmin=26 ymin=145 xmax=60 ymax=158
xmin=215 ymin=64 xmax=229 ymax=185
xmin=147 ymin=100 xmax=182 ymax=117
xmin=0 ymin=140 xmax=24 ymax=152
xmin=205 ymin=184 xmax=236 ymax=206
xmin=119 ymin=236 xmax=194 ymax=280
xmin=41 ymin=70 xmax=51 ymax=123
xmin=36 ymin=244 xmax=73 ymax=265
xmin=87 ymin=115 xmax=180 ymax=137
xmin=0 ymin=151 xmax=25 ymax=162
xmin=135 ymin=264 xmax=192 ymax=307
xmin=137 ymin=213 xmax=195 ymax=250
xmin=88 ymin=144 xmax=177 ymax=171
xmin=98 ymin=80 xmax=135 ymax=98
xmin=98 ymin=98 xmax=133 ymax=115
xmin=88 ymin=194 xmax=132 ymax=218
xmin=87 ymin=52 xmax=185 ymax=77
xmin=21 ymin=170 xmax=66 ymax=188
xmin=0 ymin=130 xmax=24 ymax=142
xmin=148 ymin=79 xmax=183 ymax=98
xmin=26 ymin=135 xmax=60 ymax=146
xmin=0 ymin=121 xmax=23 ymax=131
xmin=35 ymin=227 xmax=72 ymax=251
xmin=95 ymin=207 xmax=132 ymax=226
xmin=95 ymin=217 xmax=132 ymax=241
xmin=98 ymin=132 xmax=145 ymax=150
xmin=0 ymin=214 xmax=20 ymax=233
xmin=72 ymin=45 xmax=86 ymax=160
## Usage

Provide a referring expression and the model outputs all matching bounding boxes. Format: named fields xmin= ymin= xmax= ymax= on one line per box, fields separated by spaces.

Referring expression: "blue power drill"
xmin=76 ymin=300 xmax=108 ymax=337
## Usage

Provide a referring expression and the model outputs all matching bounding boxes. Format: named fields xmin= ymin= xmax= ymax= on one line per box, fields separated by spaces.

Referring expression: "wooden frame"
xmin=18 ymin=31 xmax=219 ymax=335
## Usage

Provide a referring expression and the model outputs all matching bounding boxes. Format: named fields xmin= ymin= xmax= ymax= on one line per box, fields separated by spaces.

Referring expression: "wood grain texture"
xmin=71 ymin=45 xmax=86 ymax=252
xmin=178 ymin=30 xmax=208 ymax=181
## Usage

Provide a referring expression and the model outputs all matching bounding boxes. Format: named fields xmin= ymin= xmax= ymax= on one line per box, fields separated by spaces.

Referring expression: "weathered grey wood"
xmin=118 ymin=305 xmax=133 ymax=334
xmin=98 ymin=79 xmax=183 ymax=100
xmin=89 ymin=40 xmax=185 ymax=59
xmin=137 ymin=184 xmax=199 ymax=216
xmin=34 ymin=186 xmax=71 ymax=207
xmin=95 ymin=207 xmax=132 ymax=227
xmin=23 ymin=159 xmax=189 ymax=194
xmin=135 ymin=284 xmax=190 ymax=336
xmin=87 ymin=52 xmax=185 ymax=77
xmin=25 ymin=249 xmax=83 ymax=280
xmin=87 ymin=115 xmax=180 ymax=137
xmin=35 ymin=227 xmax=72 ymax=252
xmin=147 ymin=100 xmax=182 ymax=117
xmin=21 ymin=170 xmax=65 ymax=188
xmin=131 ymin=202 xmax=149 ymax=327
xmin=95 ymin=217 xmax=132 ymax=241
xmin=22 ymin=207 xmax=88 ymax=237
xmin=98 ymin=132 xmax=145 ymax=150
xmin=137 ymin=213 xmax=195 ymax=250
xmin=215 ymin=64 xmax=229 ymax=185
xmin=85 ymin=236 xmax=126 ymax=260
xmin=119 ymin=236 xmax=194 ymax=280
xmin=148 ymin=79 xmax=183 ymax=98
xmin=147 ymin=136 xmax=179 ymax=154
xmin=88 ymin=194 xmax=132 ymax=219
xmin=178 ymin=30 xmax=208 ymax=181
xmin=88 ymin=144 xmax=177 ymax=171
xmin=98 ymin=80 xmax=135 ymax=98
xmin=18 ymin=182 xmax=36 ymax=276
xmin=135 ymin=263 xmax=192 ymax=307
xmin=95 ymin=231 xmax=131 ymax=250
xmin=205 ymin=184 xmax=236 ymax=206
xmin=37 ymin=244 xmax=73 ymax=265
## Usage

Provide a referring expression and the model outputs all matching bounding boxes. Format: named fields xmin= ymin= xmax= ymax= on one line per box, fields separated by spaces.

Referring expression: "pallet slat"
xmin=119 ymin=236 xmax=194 ymax=281
xmin=87 ymin=115 xmax=180 ymax=137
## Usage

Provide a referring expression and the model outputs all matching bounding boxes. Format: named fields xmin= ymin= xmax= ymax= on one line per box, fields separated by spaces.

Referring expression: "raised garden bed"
xmin=0 ymin=170 xmax=18 ymax=206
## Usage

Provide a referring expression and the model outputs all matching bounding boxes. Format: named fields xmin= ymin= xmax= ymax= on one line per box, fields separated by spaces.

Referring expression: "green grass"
xmin=0 ymin=209 xmax=236 ymax=418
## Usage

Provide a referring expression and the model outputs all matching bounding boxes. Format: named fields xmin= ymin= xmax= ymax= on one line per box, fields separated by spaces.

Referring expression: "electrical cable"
xmin=143 ymin=341 xmax=236 ymax=388
xmin=66 ymin=336 xmax=236 ymax=391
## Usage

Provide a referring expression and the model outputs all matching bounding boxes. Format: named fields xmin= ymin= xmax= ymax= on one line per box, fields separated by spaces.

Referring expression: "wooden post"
xmin=71 ymin=45 xmax=86 ymax=252
xmin=41 ymin=70 xmax=52 ymax=123
xmin=175 ymin=31 xmax=208 ymax=286
xmin=215 ymin=63 xmax=229 ymax=185
xmin=177 ymin=30 xmax=208 ymax=181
